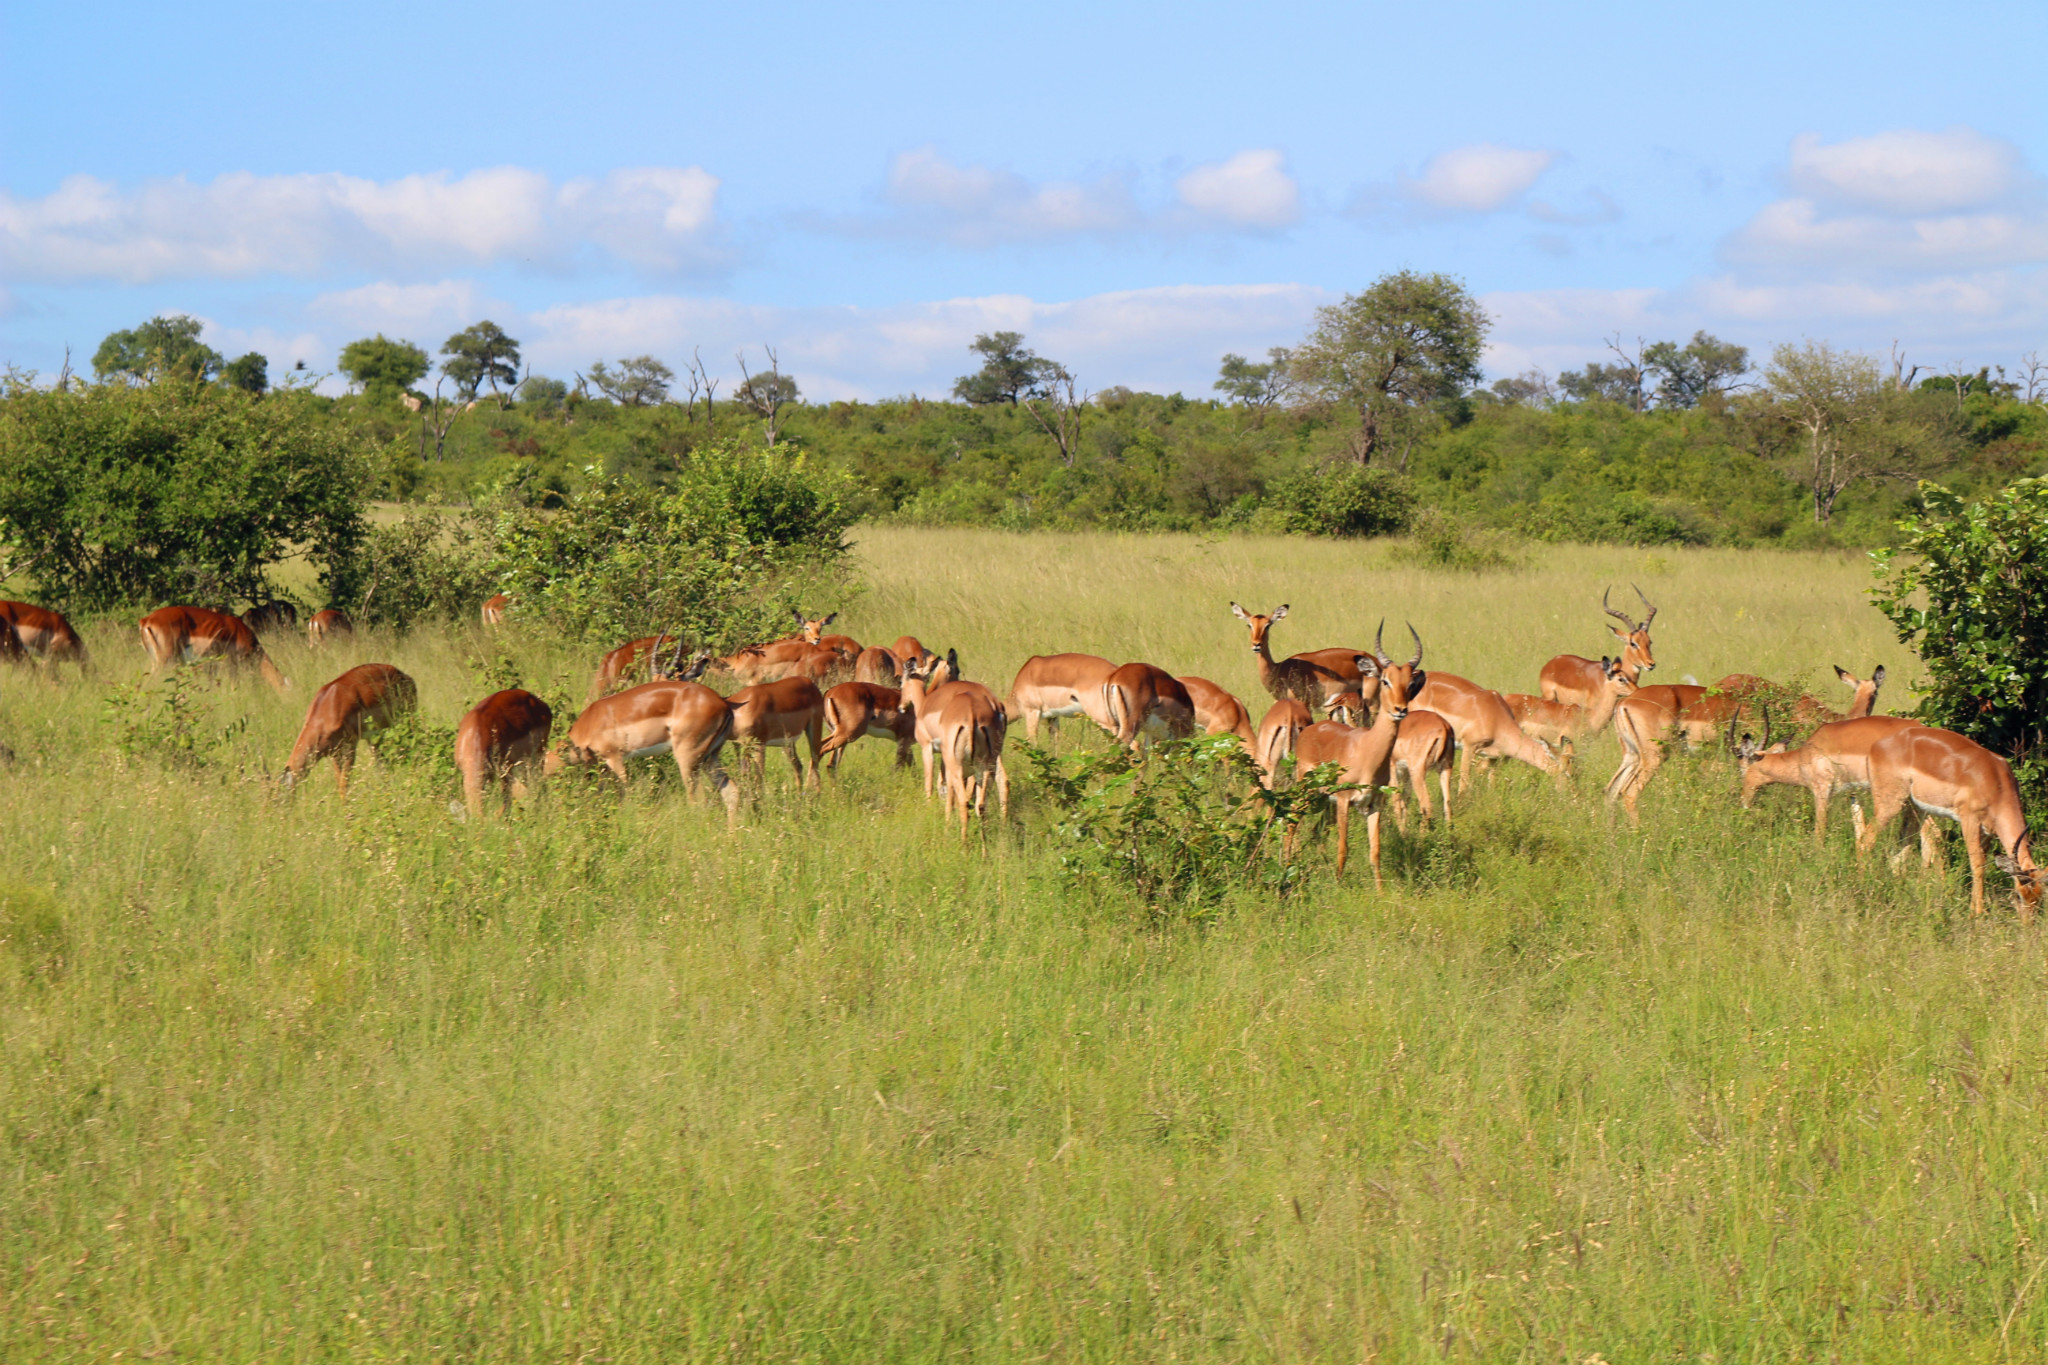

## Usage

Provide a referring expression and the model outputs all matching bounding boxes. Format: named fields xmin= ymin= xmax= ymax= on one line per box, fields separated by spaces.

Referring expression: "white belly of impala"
xmin=628 ymin=740 xmax=674 ymax=759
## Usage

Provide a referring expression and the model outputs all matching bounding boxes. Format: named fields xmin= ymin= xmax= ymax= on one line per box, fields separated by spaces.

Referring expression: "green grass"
xmin=5 ymin=528 xmax=2045 ymax=1363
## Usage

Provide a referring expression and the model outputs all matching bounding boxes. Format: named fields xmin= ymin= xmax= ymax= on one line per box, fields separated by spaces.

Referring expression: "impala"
xmin=306 ymin=608 xmax=353 ymax=647
xmin=242 ymin=601 xmax=298 ymax=636
xmin=1327 ymin=690 xmax=1454 ymax=832
xmin=853 ymin=645 xmax=901 ymax=685
xmin=1230 ymin=603 xmax=1363 ymax=710
xmin=0 ymin=601 xmax=88 ymax=674
xmin=587 ymin=634 xmax=693 ymax=703
xmin=818 ymin=681 xmax=916 ymax=769
xmin=1681 ymin=665 xmax=1885 ymax=745
xmin=1856 ymin=725 xmax=2044 ymax=918
xmin=709 ymin=642 xmax=845 ymax=688
xmin=1289 ymin=625 xmax=1427 ymax=888
xmin=139 ymin=606 xmax=288 ymax=691
xmin=280 ymin=664 xmax=417 ymax=796
xmin=792 ymin=610 xmax=861 ymax=662
xmin=1604 ymin=680 xmax=1711 ymax=820
xmin=890 ymin=636 xmax=938 ymax=671
xmin=901 ymin=654 xmax=1009 ymax=836
xmin=1501 ymin=657 xmax=1634 ymax=754
xmin=1177 ymin=676 xmax=1256 ymax=745
xmin=1102 ymin=662 xmax=1196 ymax=751
xmin=481 ymin=593 xmax=515 ymax=625
xmin=455 ymin=688 xmax=554 ymax=817
xmin=1738 ymin=697 xmax=1917 ymax=846
xmin=1007 ymin=653 xmax=1119 ymax=741
xmin=544 ymin=671 xmax=740 ymax=822
xmin=1540 ymin=585 xmax=1657 ymax=707
xmin=725 ymin=677 xmax=827 ymax=791
xmin=1410 ymin=660 xmax=1564 ymax=791
xmin=1252 ymin=698 xmax=1313 ymax=789
xmin=0 ymin=616 xmax=23 ymax=663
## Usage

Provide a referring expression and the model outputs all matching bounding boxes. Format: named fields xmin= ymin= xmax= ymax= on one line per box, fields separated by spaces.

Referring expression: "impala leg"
xmin=995 ymin=756 xmax=1010 ymax=820
xmin=1438 ymin=766 xmax=1453 ymax=827
xmin=1333 ymin=795 xmax=1351 ymax=876
xmin=1920 ymin=812 xmax=1943 ymax=869
xmin=805 ymin=718 xmax=823 ymax=791
xmin=1811 ymin=778 xmax=1832 ymax=844
xmin=1961 ymin=816 xmax=1987 ymax=917
xmin=334 ymin=737 xmax=359 ymax=799
xmin=1367 ymin=806 xmax=1383 ymax=892
xmin=1857 ymin=784 xmax=1904 ymax=860
xmin=1457 ymin=743 xmax=1475 ymax=794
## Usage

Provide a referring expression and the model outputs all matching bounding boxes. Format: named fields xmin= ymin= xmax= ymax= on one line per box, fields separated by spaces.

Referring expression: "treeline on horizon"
xmin=24 ymin=272 xmax=2048 ymax=550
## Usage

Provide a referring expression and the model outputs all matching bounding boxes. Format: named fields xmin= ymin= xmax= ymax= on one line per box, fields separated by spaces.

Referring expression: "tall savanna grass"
xmin=5 ymin=528 xmax=2043 ymax=1364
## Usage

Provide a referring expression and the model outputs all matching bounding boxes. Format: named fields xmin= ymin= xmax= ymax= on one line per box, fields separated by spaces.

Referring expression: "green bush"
xmin=345 ymin=507 xmax=499 ymax=630
xmin=1271 ymin=464 xmax=1415 ymax=538
xmin=1871 ymin=477 xmax=2048 ymax=817
xmin=1393 ymin=507 xmax=1525 ymax=571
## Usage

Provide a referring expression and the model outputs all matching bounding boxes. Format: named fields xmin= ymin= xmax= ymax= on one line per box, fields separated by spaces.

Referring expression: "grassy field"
xmin=5 ymin=527 xmax=2045 ymax=1363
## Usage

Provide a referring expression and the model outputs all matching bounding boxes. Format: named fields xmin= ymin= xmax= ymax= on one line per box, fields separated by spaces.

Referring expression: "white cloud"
xmin=1405 ymin=144 xmax=1555 ymax=213
xmin=1175 ymin=150 xmax=1300 ymax=229
xmin=881 ymin=147 xmax=1138 ymax=244
xmin=1787 ymin=128 xmax=2022 ymax=215
xmin=0 ymin=166 xmax=727 ymax=284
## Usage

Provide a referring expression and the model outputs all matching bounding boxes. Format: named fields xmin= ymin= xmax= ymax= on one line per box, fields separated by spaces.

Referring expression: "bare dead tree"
xmin=54 ymin=346 xmax=72 ymax=393
xmin=1021 ymin=364 xmax=1085 ymax=467
xmin=1888 ymin=341 xmax=1921 ymax=392
xmin=419 ymin=375 xmax=468 ymax=463
xmin=735 ymin=345 xmax=795 ymax=448
xmin=687 ymin=347 xmax=720 ymax=434
xmin=2020 ymin=352 xmax=2045 ymax=405
xmin=1605 ymin=334 xmax=1649 ymax=413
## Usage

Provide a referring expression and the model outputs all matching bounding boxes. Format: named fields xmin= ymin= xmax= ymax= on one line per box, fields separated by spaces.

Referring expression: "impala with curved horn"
xmin=1539 ymin=585 xmax=1658 ymax=709
xmin=455 ymin=688 xmax=554 ymax=817
xmin=1856 ymin=725 xmax=2044 ymax=918
xmin=281 ymin=664 xmax=418 ymax=796
xmin=1288 ymin=623 xmax=1427 ymax=889
xmin=139 ymin=606 xmax=288 ymax=691
xmin=1326 ymin=687 xmax=1454 ymax=832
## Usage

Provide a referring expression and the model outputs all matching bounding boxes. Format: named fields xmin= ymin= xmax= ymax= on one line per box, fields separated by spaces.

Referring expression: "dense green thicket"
xmin=335 ymin=381 xmax=2047 ymax=548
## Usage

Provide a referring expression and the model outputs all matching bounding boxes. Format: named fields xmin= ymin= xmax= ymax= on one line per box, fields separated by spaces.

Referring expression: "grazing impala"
xmin=139 ymin=606 xmax=288 ymax=690
xmin=1739 ymin=705 xmax=1917 ymax=847
xmin=0 ymin=601 xmax=88 ymax=674
xmin=306 ymin=608 xmax=353 ymax=647
xmin=544 ymin=671 xmax=740 ymax=822
xmin=725 ymin=677 xmax=827 ymax=791
xmin=481 ymin=593 xmax=515 ymax=625
xmin=587 ymin=635 xmax=691 ymax=704
xmin=1177 ymin=676 xmax=1256 ymax=745
xmin=1540 ymin=585 xmax=1658 ymax=707
xmin=854 ymin=645 xmax=901 ymax=685
xmin=280 ymin=664 xmax=417 ymax=796
xmin=1502 ymin=657 xmax=1634 ymax=753
xmin=1007 ymin=653 xmax=1119 ymax=741
xmin=1856 ymin=725 xmax=2044 ymax=918
xmin=242 ymin=601 xmax=298 ymax=636
xmin=900 ymin=654 xmax=1009 ymax=835
xmin=1289 ymin=625 xmax=1427 ymax=888
xmin=818 ymin=681 xmax=916 ymax=769
xmin=1102 ymin=662 xmax=1196 ymax=751
xmin=1681 ymin=665 xmax=1885 ymax=746
xmin=1253 ymin=698 xmax=1314 ymax=789
xmin=1327 ymin=690 xmax=1455 ymax=832
xmin=455 ymin=689 xmax=554 ymax=817
xmin=1410 ymin=662 xmax=1564 ymax=791
xmin=1230 ymin=603 xmax=1363 ymax=710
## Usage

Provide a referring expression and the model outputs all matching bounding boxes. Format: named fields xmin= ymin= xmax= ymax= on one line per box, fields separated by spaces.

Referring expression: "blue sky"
xmin=4 ymin=0 xmax=2045 ymax=399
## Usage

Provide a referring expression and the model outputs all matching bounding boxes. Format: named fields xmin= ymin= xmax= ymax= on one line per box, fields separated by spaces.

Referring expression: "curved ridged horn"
xmin=1373 ymin=619 xmax=1391 ymax=668
xmin=1603 ymin=586 xmax=1638 ymax=632
xmin=1633 ymin=583 xmax=1658 ymax=628
xmin=1407 ymin=622 xmax=1423 ymax=669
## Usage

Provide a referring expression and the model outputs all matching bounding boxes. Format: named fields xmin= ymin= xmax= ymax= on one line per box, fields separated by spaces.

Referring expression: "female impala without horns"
xmin=455 ymin=689 xmax=553 ymax=817
xmin=545 ymin=663 xmax=740 ymax=823
xmin=900 ymin=654 xmax=1009 ymax=837
xmin=139 ymin=605 xmax=288 ymax=691
xmin=281 ymin=664 xmax=418 ymax=796
xmin=1230 ymin=603 xmax=1362 ymax=711
xmin=1007 ymin=653 xmax=1119 ymax=740
xmin=0 ymin=601 xmax=88 ymax=674
xmin=1856 ymin=725 xmax=2044 ymax=918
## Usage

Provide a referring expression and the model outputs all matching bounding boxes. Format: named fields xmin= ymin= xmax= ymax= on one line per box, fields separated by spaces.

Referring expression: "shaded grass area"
xmin=6 ymin=531 xmax=2044 ymax=1363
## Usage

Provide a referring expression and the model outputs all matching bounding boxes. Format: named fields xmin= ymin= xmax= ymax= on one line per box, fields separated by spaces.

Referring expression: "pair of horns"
xmin=1604 ymin=583 xmax=1658 ymax=631
xmin=1372 ymin=619 xmax=1423 ymax=670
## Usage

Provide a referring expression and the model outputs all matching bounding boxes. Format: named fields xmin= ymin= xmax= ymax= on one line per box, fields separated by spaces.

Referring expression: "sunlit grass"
xmin=5 ymin=527 xmax=2040 ymax=1364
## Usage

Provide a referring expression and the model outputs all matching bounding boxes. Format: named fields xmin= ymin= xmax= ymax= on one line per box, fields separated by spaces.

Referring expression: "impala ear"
xmin=792 ymin=608 xmax=806 ymax=627
xmin=946 ymin=648 xmax=960 ymax=679
xmin=1834 ymin=664 xmax=1852 ymax=684
xmin=1409 ymin=669 xmax=1427 ymax=696
xmin=1872 ymin=665 xmax=1886 ymax=686
xmin=1230 ymin=602 xmax=1249 ymax=621
xmin=1994 ymin=852 xmax=2021 ymax=875
xmin=822 ymin=612 xmax=836 ymax=627
xmin=1271 ymin=604 xmax=1289 ymax=620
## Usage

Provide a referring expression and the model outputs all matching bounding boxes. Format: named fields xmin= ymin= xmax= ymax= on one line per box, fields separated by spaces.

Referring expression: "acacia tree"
xmin=1214 ymin=348 xmax=1292 ymax=410
xmin=1764 ymin=340 xmax=1933 ymax=526
xmin=441 ymin=322 xmax=521 ymax=409
xmin=953 ymin=332 xmax=1057 ymax=406
xmin=92 ymin=315 xmax=222 ymax=385
xmin=1643 ymin=331 xmax=1748 ymax=408
xmin=1021 ymin=363 xmax=1085 ymax=467
xmin=1288 ymin=271 xmax=1489 ymax=467
xmin=587 ymin=356 xmax=675 ymax=407
xmin=338 ymin=334 xmax=430 ymax=400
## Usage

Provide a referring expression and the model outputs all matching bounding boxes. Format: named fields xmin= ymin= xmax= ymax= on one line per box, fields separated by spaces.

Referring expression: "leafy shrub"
xmin=1871 ymin=477 xmax=2048 ymax=816
xmin=1270 ymin=464 xmax=1415 ymax=538
xmin=1393 ymin=508 xmax=1524 ymax=571
xmin=344 ymin=507 xmax=498 ymax=630
xmin=100 ymin=670 xmax=249 ymax=769
xmin=1023 ymin=734 xmax=1362 ymax=917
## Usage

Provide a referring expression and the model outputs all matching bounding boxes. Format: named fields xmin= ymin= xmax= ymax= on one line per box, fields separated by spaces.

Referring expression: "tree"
xmin=520 ymin=376 xmax=569 ymax=414
xmin=1021 ymin=363 xmax=1085 ymax=467
xmin=338 ymin=334 xmax=430 ymax=400
xmin=441 ymin=322 xmax=521 ymax=409
xmin=0 ymin=381 xmax=369 ymax=610
xmin=1872 ymin=478 xmax=2048 ymax=817
xmin=1644 ymin=332 xmax=1749 ymax=408
xmin=1557 ymin=362 xmax=1641 ymax=406
xmin=1214 ymin=348 xmax=1292 ymax=409
xmin=1763 ymin=340 xmax=1934 ymax=526
xmin=92 ymin=315 xmax=222 ymax=385
xmin=953 ymin=332 xmax=1058 ymax=406
xmin=1487 ymin=370 xmax=1554 ymax=406
xmin=736 ymin=346 xmax=799 ymax=448
xmin=587 ymin=356 xmax=675 ymax=407
xmin=1288 ymin=271 xmax=1489 ymax=467
xmin=221 ymin=352 xmax=269 ymax=396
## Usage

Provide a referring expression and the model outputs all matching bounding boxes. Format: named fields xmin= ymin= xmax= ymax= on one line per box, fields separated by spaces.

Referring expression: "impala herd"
xmin=0 ymin=583 xmax=2039 ymax=916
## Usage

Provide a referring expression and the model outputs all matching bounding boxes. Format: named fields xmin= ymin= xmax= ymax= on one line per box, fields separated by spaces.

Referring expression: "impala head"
xmin=1734 ymin=708 xmax=1785 ymax=772
xmin=1600 ymin=655 xmax=1636 ymax=694
xmin=1992 ymin=843 xmax=2045 ymax=915
xmin=793 ymin=609 xmax=837 ymax=643
xmin=1366 ymin=620 xmax=1426 ymax=720
xmin=675 ymin=649 xmax=712 ymax=683
xmin=1603 ymin=584 xmax=1658 ymax=676
xmin=1834 ymin=664 xmax=1886 ymax=715
xmin=542 ymin=738 xmax=596 ymax=778
xmin=1327 ymin=690 xmax=1367 ymax=726
xmin=1230 ymin=602 xmax=1287 ymax=655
